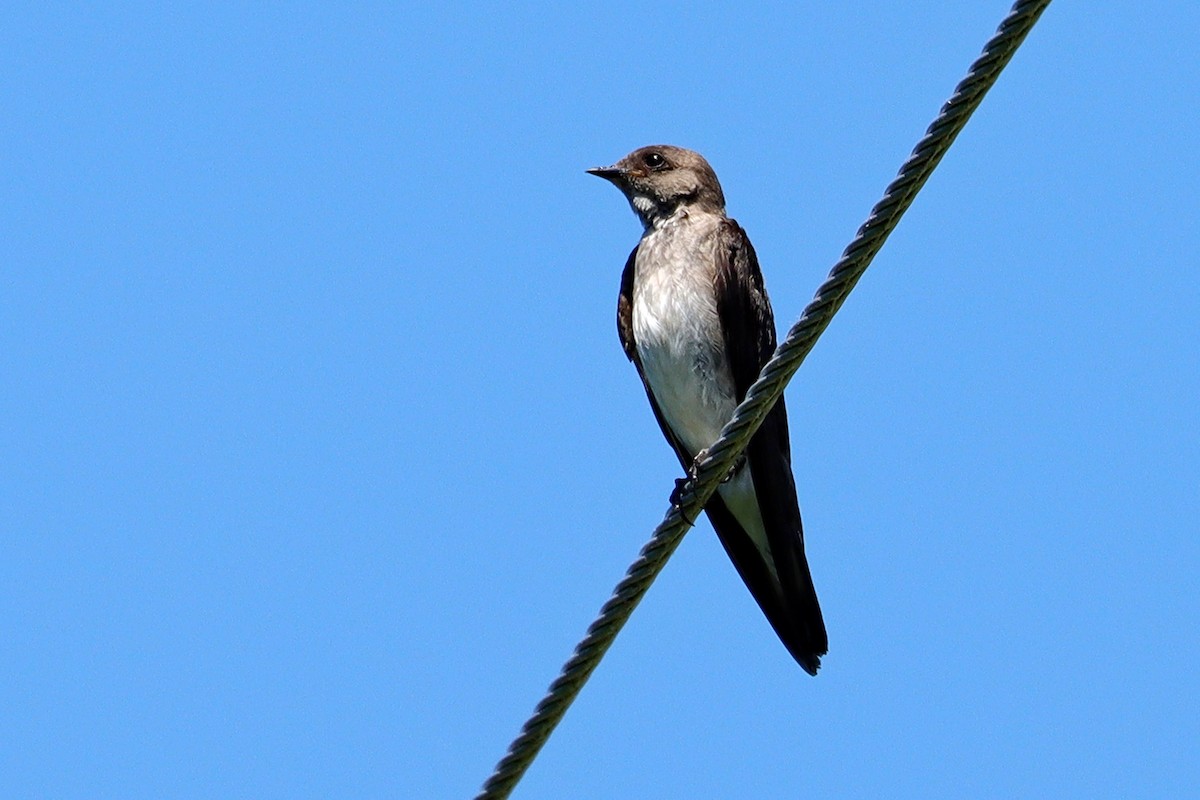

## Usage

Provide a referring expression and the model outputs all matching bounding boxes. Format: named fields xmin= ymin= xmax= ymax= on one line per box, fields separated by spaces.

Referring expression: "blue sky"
xmin=3 ymin=2 xmax=1197 ymax=798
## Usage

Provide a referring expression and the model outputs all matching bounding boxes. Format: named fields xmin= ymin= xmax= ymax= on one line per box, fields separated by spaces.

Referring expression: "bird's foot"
xmin=721 ymin=453 xmax=747 ymax=483
xmin=671 ymin=450 xmax=747 ymax=521
xmin=692 ymin=448 xmax=745 ymax=484
xmin=673 ymin=450 xmax=745 ymax=503
xmin=669 ymin=453 xmax=705 ymax=519
xmin=669 ymin=476 xmax=692 ymax=507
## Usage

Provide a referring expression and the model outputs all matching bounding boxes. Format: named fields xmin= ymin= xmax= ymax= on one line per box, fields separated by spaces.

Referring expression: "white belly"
xmin=631 ymin=218 xmax=772 ymax=564
xmin=632 ymin=232 xmax=735 ymax=459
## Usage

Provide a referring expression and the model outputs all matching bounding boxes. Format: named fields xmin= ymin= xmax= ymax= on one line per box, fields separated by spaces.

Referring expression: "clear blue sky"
xmin=3 ymin=2 xmax=1197 ymax=798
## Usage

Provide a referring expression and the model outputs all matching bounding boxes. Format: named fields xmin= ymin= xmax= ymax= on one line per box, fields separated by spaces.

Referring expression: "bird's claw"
xmin=670 ymin=476 xmax=691 ymax=506
xmin=672 ymin=450 xmax=746 ymax=507
xmin=723 ymin=453 xmax=747 ymax=483
xmin=693 ymin=448 xmax=745 ymax=484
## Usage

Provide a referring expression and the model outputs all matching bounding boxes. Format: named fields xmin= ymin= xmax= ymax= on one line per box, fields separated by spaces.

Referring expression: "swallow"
xmin=589 ymin=145 xmax=828 ymax=674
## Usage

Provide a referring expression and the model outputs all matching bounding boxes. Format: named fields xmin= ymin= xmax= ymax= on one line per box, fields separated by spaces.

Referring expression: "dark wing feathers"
xmin=712 ymin=222 xmax=777 ymax=399
xmin=712 ymin=220 xmax=828 ymax=672
xmin=616 ymin=247 xmax=640 ymax=363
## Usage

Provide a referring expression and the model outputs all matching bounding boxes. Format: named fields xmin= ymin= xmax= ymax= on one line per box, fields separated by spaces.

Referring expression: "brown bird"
xmin=589 ymin=145 xmax=827 ymax=674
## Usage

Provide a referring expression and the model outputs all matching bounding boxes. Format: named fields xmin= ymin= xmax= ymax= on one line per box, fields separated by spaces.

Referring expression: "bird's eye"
xmin=643 ymin=152 xmax=668 ymax=170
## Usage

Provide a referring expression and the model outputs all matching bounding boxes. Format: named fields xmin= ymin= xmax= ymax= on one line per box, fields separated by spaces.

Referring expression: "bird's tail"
xmin=771 ymin=543 xmax=827 ymax=676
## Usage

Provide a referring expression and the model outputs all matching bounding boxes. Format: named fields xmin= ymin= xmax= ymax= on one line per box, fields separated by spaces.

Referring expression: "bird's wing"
xmin=712 ymin=219 xmax=828 ymax=673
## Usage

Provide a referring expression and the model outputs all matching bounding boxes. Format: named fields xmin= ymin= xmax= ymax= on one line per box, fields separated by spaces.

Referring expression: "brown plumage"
xmin=591 ymin=145 xmax=828 ymax=674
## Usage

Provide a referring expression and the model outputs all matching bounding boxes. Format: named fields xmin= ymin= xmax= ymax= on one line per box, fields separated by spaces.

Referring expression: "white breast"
xmin=631 ymin=212 xmax=736 ymax=460
xmin=631 ymin=210 xmax=773 ymax=565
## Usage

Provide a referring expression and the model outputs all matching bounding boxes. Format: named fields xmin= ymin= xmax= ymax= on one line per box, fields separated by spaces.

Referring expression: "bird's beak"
xmin=586 ymin=165 xmax=625 ymax=184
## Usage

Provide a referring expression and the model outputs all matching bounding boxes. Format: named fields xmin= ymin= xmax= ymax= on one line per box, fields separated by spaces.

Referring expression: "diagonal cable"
xmin=475 ymin=1 xmax=1052 ymax=797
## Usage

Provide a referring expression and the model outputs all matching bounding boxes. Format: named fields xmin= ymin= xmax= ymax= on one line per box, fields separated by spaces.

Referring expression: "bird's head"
xmin=588 ymin=145 xmax=726 ymax=228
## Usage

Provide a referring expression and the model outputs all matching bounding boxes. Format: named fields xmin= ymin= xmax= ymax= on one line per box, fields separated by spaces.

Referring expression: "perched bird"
xmin=588 ymin=145 xmax=827 ymax=674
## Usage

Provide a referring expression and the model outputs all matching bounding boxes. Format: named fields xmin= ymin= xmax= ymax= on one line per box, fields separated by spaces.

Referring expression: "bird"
xmin=588 ymin=145 xmax=827 ymax=674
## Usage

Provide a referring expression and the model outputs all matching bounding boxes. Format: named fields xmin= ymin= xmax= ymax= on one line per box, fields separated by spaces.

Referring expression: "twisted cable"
xmin=476 ymin=2 xmax=1052 ymax=796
